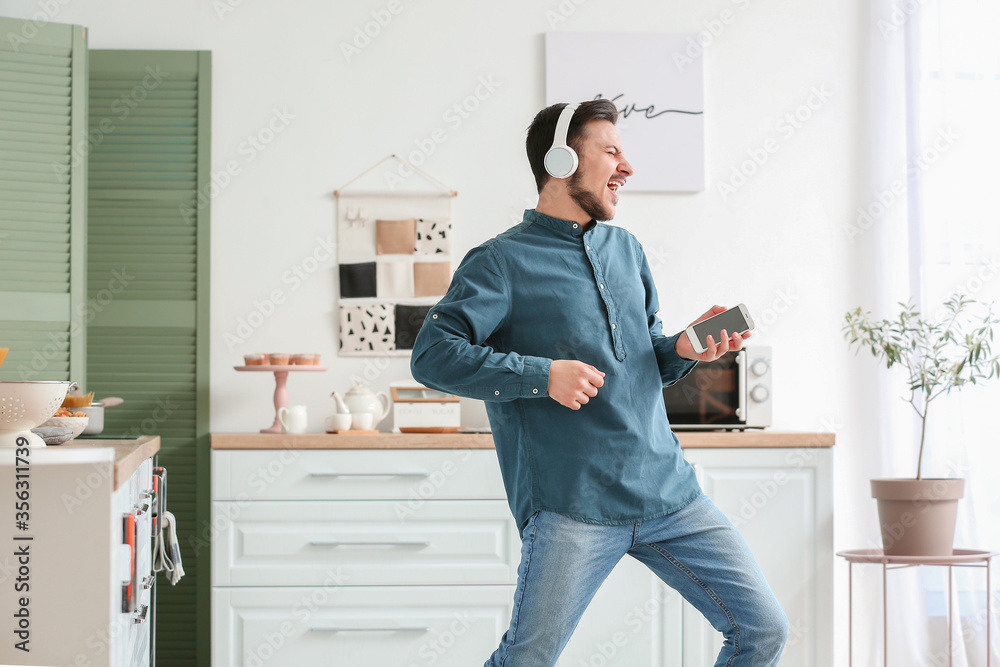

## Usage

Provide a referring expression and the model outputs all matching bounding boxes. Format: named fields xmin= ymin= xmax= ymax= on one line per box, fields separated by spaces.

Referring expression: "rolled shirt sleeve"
xmin=410 ymin=243 xmax=552 ymax=402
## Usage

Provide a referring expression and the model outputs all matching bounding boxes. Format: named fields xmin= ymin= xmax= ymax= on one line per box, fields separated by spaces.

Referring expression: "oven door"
xmin=662 ymin=350 xmax=746 ymax=429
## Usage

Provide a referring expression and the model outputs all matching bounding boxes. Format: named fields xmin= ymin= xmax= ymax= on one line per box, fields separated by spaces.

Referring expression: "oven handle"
xmin=735 ymin=350 xmax=747 ymax=421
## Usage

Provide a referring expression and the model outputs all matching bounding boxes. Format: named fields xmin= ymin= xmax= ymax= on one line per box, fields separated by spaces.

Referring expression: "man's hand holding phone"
xmin=676 ymin=304 xmax=753 ymax=362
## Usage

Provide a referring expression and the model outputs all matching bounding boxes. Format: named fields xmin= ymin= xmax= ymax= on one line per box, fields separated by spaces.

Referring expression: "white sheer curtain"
xmin=869 ymin=0 xmax=1000 ymax=664
xmin=916 ymin=1 xmax=1000 ymax=665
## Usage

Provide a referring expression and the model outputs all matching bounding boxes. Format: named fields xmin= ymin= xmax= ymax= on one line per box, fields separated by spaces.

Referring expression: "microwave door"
xmin=664 ymin=352 xmax=743 ymax=427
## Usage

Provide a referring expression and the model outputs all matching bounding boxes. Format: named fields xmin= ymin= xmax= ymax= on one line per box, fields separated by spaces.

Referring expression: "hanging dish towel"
xmin=153 ymin=510 xmax=185 ymax=585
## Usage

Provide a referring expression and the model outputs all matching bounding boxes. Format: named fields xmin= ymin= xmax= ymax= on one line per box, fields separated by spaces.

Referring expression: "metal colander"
xmin=0 ymin=381 xmax=75 ymax=432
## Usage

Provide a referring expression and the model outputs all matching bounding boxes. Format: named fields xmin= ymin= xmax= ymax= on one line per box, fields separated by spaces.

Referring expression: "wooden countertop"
xmin=678 ymin=430 xmax=834 ymax=448
xmin=211 ymin=431 xmax=834 ymax=450
xmin=212 ymin=432 xmax=497 ymax=450
xmin=58 ymin=435 xmax=160 ymax=489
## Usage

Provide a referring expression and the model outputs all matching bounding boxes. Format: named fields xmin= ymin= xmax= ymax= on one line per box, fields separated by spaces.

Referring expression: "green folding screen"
xmin=0 ymin=23 xmax=211 ymax=667
xmin=0 ymin=18 xmax=87 ymax=382
xmin=86 ymin=49 xmax=211 ymax=667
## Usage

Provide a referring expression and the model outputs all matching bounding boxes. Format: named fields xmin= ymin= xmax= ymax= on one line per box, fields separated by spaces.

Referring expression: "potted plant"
xmin=843 ymin=294 xmax=1000 ymax=556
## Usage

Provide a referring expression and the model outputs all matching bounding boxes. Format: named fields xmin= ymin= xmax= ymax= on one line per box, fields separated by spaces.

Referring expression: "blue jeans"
xmin=484 ymin=493 xmax=789 ymax=666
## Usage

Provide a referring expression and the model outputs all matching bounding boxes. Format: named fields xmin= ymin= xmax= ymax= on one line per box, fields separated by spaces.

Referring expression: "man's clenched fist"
xmin=547 ymin=360 xmax=605 ymax=410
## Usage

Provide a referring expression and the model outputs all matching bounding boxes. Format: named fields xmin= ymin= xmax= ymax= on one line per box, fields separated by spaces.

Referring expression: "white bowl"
xmin=40 ymin=415 xmax=89 ymax=442
xmin=0 ymin=380 xmax=76 ymax=448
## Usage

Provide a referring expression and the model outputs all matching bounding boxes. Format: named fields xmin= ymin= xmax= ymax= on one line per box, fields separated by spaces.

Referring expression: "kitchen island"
xmin=210 ymin=430 xmax=833 ymax=666
xmin=59 ymin=434 xmax=160 ymax=487
xmin=0 ymin=436 xmax=160 ymax=667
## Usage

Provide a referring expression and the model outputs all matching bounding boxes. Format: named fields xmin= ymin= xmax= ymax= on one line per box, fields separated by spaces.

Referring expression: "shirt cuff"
xmin=664 ymin=332 xmax=699 ymax=387
xmin=672 ymin=356 xmax=699 ymax=386
xmin=520 ymin=355 xmax=551 ymax=398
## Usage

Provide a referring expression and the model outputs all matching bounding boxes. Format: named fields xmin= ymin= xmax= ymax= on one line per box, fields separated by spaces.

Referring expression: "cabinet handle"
xmin=307 ymin=538 xmax=431 ymax=547
xmin=307 ymin=471 xmax=429 ymax=478
xmin=308 ymin=625 xmax=430 ymax=633
xmin=133 ymin=604 xmax=148 ymax=624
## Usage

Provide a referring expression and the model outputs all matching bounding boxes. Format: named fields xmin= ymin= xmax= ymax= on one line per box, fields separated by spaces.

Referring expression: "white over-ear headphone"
xmin=543 ymin=102 xmax=580 ymax=179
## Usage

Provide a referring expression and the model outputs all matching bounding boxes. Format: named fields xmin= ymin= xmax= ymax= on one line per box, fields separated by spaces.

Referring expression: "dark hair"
xmin=525 ymin=99 xmax=619 ymax=193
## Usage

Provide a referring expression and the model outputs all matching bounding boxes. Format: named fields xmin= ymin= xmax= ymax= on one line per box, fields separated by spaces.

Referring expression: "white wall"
xmin=4 ymin=1 xmax=884 ymax=664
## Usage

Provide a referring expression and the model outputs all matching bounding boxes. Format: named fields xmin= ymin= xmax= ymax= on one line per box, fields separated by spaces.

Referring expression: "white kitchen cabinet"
xmin=212 ymin=499 xmax=518 ymax=587
xmin=212 ymin=447 xmax=506 ymax=501
xmin=211 ymin=437 xmax=832 ymax=667
xmin=213 ymin=585 xmax=515 ymax=667
xmin=0 ymin=442 xmax=157 ymax=667
xmin=211 ymin=446 xmax=516 ymax=667
xmin=681 ymin=447 xmax=834 ymax=667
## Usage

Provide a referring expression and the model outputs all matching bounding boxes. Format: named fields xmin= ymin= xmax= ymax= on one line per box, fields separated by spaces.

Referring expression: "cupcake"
xmin=243 ymin=353 xmax=268 ymax=366
xmin=291 ymin=353 xmax=321 ymax=365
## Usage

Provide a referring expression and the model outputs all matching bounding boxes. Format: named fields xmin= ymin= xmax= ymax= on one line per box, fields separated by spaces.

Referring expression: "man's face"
xmin=567 ymin=120 xmax=634 ymax=222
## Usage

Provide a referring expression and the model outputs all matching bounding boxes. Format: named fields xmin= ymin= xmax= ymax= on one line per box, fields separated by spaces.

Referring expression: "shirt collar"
xmin=523 ymin=209 xmax=593 ymax=237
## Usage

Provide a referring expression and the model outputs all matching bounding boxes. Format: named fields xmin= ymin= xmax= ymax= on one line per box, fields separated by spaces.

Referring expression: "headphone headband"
xmin=543 ymin=102 xmax=581 ymax=179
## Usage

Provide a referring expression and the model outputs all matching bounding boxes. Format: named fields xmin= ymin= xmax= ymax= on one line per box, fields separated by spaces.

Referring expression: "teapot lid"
xmin=346 ymin=379 xmax=374 ymax=396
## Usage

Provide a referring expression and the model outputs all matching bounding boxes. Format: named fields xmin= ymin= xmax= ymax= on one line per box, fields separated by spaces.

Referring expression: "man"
xmin=410 ymin=99 xmax=788 ymax=666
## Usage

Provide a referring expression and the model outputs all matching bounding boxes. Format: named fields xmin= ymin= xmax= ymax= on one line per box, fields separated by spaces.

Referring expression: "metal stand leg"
xmin=848 ymin=562 xmax=853 ymax=667
xmin=839 ymin=551 xmax=998 ymax=667
xmin=949 ymin=564 xmax=953 ymax=667
xmin=884 ymin=562 xmax=888 ymax=667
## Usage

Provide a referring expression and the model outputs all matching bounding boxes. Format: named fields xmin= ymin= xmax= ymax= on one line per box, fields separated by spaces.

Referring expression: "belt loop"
xmin=632 ymin=521 xmax=641 ymax=548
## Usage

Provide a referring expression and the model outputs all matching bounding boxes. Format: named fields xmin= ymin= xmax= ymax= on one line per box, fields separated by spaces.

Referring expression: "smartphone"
xmin=685 ymin=303 xmax=755 ymax=354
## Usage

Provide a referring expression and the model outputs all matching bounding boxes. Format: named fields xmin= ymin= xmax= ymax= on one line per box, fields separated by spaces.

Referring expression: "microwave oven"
xmin=663 ymin=346 xmax=772 ymax=430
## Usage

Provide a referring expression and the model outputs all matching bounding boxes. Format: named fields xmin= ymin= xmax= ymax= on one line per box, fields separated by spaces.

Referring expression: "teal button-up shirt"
xmin=410 ymin=209 xmax=701 ymax=533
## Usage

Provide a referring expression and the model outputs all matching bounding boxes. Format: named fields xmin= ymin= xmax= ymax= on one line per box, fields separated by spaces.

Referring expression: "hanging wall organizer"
xmin=334 ymin=155 xmax=456 ymax=357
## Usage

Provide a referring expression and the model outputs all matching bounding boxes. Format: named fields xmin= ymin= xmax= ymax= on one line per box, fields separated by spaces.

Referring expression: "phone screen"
xmin=691 ymin=306 xmax=752 ymax=348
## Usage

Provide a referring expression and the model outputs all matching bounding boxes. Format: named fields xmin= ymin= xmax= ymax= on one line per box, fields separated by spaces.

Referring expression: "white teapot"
xmin=333 ymin=380 xmax=391 ymax=428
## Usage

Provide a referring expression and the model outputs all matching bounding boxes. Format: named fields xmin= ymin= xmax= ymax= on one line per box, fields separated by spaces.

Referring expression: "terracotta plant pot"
xmin=870 ymin=478 xmax=965 ymax=556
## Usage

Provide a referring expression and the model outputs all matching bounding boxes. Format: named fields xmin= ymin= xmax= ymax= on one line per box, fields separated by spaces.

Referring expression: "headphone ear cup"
xmin=544 ymin=145 xmax=579 ymax=179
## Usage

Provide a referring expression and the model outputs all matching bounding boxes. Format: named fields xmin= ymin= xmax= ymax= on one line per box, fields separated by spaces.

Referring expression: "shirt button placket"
xmin=585 ymin=238 xmax=619 ymax=352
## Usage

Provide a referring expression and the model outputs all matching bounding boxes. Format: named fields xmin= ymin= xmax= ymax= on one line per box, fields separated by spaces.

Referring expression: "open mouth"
xmin=608 ymin=178 xmax=625 ymax=194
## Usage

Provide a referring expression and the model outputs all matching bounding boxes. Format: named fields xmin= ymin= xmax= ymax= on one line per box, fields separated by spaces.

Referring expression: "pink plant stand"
xmin=234 ymin=365 xmax=328 ymax=433
xmin=837 ymin=548 xmax=997 ymax=667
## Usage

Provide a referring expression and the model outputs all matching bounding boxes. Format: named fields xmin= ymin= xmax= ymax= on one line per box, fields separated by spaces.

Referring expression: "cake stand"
xmin=234 ymin=365 xmax=328 ymax=433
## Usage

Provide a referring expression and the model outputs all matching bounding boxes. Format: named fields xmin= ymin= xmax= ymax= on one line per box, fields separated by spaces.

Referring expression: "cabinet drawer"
xmin=213 ymin=500 xmax=520 ymax=586
xmin=212 ymin=585 xmax=514 ymax=667
xmin=212 ymin=449 xmax=506 ymax=501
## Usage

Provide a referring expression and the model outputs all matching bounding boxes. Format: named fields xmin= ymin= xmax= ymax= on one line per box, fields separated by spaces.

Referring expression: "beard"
xmin=567 ymin=173 xmax=614 ymax=222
